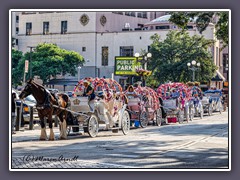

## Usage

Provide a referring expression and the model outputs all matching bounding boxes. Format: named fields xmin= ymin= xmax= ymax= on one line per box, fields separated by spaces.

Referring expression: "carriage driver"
xmin=83 ymin=80 xmax=96 ymax=111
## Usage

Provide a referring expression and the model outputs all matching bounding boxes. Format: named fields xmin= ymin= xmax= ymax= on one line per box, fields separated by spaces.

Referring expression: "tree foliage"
xmin=12 ymin=49 xmax=23 ymax=86
xmin=148 ymin=31 xmax=217 ymax=84
xmin=12 ymin=43 xmax=84 ymax=85
xmin=169 ymin=12 xmax=229 ymax=48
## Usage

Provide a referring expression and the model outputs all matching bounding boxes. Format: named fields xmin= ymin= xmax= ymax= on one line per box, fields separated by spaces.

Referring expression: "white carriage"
xmin=67 ymin=78 xmax=130 ymax=138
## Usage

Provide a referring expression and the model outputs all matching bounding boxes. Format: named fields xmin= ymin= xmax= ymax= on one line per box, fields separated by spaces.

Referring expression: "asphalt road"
xmin=11 ymin=111 xmax=229 ymax=170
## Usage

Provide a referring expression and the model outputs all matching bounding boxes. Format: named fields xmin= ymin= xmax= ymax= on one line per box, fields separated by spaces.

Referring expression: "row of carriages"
xmin=66 ymin=78 xmax=225 ymax=138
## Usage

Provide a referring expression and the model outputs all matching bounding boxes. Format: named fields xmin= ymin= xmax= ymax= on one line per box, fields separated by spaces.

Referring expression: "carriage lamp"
xmin=187 ymin=60 xmax=201 ymax=82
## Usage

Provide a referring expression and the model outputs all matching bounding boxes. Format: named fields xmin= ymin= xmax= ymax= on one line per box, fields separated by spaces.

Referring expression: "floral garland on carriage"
xmin=73 ymin=77 xmax=127 ymax=116
xmin=157 ymin=82 xmax=192 ymax=109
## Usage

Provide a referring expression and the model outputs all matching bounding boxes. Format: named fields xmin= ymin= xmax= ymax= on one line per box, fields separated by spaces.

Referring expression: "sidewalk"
xmin=11 ymin=124 xmax=83 ymax=143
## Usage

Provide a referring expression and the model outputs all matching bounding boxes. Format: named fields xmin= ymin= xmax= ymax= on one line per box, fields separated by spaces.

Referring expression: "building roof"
xmin=144 ymin=14 xmax=197 ymax=26
xmin=211 ymin=70 xmax=226 ymax=81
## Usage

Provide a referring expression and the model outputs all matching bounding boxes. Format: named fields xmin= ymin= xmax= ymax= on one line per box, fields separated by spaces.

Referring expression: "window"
xmin=102 ymin=47 xmax=108 ymax=66
xmin=187 ymin=26 xmax=193 ymax=29
xmin=156 ymin=25 xmax=170 ymax=29
xmin=137 ymin=12 xmax=147 ymax=18
xmin=120 ymin=46 xmax=134 ymax=56
xmin=16 ymin=27 xmax=19 ymax=34
xmin=125 ymin=12 xmax=131 ymax=16
xmin=142 ymin=12 xmax=147 ymax=18
xmin=130 ymin=12 xmax=135 ymax=17
xmin=137 ymin=12 xmax=142 ymax=18
xmin=16 ymin=39 xmax=18 ymax=46
xmin=26 ymin=22 xmax=32 ymax=35
xmin=16 ymin=16 xmax=19 ymax=23
xmin=43 ymin=22 xmax=49 ymax=35
xmin=112 ymin=12 xmax=123 ymax=15
xmin=148 ymin=46 xmax=151 ymax=52
xmin=82 ymin=47 xmax=86 ymax=52
xmin=61 ymin=21 xmax=67 ymax=34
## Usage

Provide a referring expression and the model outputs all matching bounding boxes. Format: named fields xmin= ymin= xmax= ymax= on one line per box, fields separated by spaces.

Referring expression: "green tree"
xmin=13 ymin=43 xmax=84 ymax=84
xmin=12 ymin=49 xmax=23 ymax=86
xmin=12 ymin=49 xmax=23 ymax=69
xmin=148 ymin=31 xmax=217 ymax=84
xmin=169 ymin=12 xmax=229 ymax=48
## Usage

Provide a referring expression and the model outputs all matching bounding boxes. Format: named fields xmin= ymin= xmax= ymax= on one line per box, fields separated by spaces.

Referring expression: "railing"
xmin=15 ymin=106 xmax=59 ymax=131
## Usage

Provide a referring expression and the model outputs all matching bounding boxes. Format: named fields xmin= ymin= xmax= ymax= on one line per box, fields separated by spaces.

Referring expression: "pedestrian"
xmin=12 ymin=92 xmax=17 ymax=134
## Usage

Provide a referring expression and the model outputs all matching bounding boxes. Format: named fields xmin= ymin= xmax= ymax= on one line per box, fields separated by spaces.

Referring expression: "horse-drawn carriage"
xmin=18 ymin=78 xmax=130 ymax=140
xmin=68 ymin=78 xmax=130 ymax=137
xmin=188 ymin=86 xmax=204 ymax=119
xmin=157 ymin=83 xmax=192 ymax=123
xmin=124 ymin=85 xmax=162 ymax=128
xmin=202 ymin=89 xmax=223 ymax=114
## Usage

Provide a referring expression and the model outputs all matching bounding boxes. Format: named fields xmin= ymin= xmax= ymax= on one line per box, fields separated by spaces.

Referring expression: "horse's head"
xmin=19 ymin=79 xmax=34 ymax=99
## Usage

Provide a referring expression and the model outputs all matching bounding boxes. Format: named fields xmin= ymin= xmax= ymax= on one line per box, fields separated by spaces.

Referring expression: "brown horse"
xmin=19 ymin=79 xmax=69 ymax=140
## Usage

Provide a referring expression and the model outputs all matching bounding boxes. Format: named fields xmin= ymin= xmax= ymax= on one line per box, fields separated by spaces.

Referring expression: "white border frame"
xmin=9 ymin=9 xmax=231 ymax=171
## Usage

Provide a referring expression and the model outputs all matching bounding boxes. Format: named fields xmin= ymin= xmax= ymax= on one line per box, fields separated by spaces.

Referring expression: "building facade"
xmin=13 ymin=11 xmax=228 ymax=90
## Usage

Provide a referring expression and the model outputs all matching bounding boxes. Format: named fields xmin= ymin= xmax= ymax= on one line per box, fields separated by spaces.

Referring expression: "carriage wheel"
xmin=139 ymin=111 xmax=148 ymax=128
xmin=87 ymin=114 xmax=99 ymax=138
xmin=208 ymin=104 xmax=213 ymax=116
xmin=155 ymin=109 xmax=162 ymax=126
xmin=121 ymin=111 xmax=130 ymax=135
xmin=178 ymin=110 xmax=184 ymax=123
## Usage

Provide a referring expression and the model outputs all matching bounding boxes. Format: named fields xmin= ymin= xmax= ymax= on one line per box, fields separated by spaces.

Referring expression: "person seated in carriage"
xmin=170 ymin=89 xmax=179 ymax=99
xmin=126 ymin=85 xmax=138 ymax=99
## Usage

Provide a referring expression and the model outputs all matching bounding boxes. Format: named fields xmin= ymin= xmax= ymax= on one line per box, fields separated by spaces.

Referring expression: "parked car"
xmin=47 ymin=88 xmax=59 ymax=93
xmin=12 ymin=89 xmax=39 ymax=124
xmin=67 ymin=91 xmax=73 ymax=97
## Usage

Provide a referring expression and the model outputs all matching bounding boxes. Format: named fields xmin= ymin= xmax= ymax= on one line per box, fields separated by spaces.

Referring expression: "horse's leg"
xmin=58 ymin=112 xmax=67 ymax=140
xmin=48 ymin=113 xmax=55 ymax=141
xmin=39 ymin=116 xmax=47 ymax=140
xmin=62 ymin=111 xmax=68 ymax=139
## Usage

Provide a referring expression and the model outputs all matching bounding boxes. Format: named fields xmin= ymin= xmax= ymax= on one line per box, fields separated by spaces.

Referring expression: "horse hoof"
xmin=39 ymin=138 xmax=47 ymax=141
xmin=59 ymin=136 xmax=67 ymax=140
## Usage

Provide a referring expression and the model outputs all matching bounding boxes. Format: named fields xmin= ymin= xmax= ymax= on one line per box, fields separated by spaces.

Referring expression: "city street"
xmin=11 ymin=111 xmax=229 ymax=169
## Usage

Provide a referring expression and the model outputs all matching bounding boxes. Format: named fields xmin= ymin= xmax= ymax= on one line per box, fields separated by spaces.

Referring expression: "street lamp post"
xmin=187 ymin=60 xmax=201 ymax=82
xmin=134 ymin=52 xmax=152 ymax=86
xmin=77 ymin=66 xmax=81 ymax=82
xmin=27 ymin=46 xmax=36 ymax=79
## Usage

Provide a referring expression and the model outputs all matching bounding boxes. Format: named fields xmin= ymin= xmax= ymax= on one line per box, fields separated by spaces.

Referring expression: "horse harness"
xmin=36 ymin=89 xmax=58 ymax=110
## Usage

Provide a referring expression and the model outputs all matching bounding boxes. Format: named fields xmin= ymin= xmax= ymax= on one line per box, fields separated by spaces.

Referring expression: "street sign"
xmin=25 ymin=60 xmax=29 ymax=73
xmin=114 ymin=57 xmax=142 ymax=75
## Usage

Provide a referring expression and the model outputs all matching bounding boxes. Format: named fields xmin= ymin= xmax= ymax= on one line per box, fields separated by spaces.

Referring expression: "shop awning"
xmin=211 ymin=70 xmax=226 ymax=81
